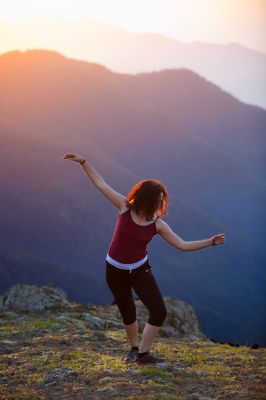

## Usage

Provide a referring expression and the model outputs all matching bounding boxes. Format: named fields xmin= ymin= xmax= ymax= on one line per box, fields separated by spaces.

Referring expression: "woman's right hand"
xmin=61 ymin=153 xmax=85 ymax=163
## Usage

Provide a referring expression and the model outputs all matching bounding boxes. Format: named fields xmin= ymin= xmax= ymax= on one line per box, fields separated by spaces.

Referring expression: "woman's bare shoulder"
xmin=155 ymin=217 xmax=163 ymax=233
xmin=118 ymin=199 xmax=130 ymax=214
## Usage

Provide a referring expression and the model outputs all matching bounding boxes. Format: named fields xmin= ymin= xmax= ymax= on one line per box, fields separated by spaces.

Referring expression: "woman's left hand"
xmin=211 ymin=233 xmax=226 ymax=245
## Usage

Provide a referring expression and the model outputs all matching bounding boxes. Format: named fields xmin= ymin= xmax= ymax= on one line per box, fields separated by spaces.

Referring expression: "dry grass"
xmin=0 ymin=309 xmax=265 ymax=400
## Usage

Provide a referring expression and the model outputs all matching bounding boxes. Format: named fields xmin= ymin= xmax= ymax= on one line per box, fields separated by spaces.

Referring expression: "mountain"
xmin=0 ymin=20 xmax=265 ymax=108
xmin=0 ymin=49 xmax=265 ymax=346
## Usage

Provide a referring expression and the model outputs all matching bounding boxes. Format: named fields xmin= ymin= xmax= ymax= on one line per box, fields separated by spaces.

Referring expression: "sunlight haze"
xmin=0 ymin=0 xmax=265 ymax=53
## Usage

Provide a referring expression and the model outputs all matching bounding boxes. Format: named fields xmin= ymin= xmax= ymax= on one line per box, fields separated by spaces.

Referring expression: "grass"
xmin=0 ymin=307 xmax=265 ymax=400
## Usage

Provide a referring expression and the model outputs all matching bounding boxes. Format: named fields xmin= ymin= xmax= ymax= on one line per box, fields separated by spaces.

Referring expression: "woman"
xmin=61 ymin=152 xmax=226 ymax=365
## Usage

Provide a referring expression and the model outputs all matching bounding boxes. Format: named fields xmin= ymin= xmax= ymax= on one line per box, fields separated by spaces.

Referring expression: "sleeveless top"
xmin=106 ymin=208 xmax=158 ymax=269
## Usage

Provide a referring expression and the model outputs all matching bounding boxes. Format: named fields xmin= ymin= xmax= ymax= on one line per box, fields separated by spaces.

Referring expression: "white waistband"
xmin=106 ymin=253 xmax=148 ymax=270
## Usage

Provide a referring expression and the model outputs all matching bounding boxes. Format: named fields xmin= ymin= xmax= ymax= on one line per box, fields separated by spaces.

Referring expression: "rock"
xmin=82 ymin=313 xmax=124 ymax=330
xmin=83 ymin=313 xmax=105 ymax=329
xmin=129 ymin=296 xmax=206 ymax=339
xmin=98 ymin=376 xmax=112 ymax=383
xmin=107 ymin=295 xmax=206 ymax=339
xmin=104 ymin=319 xmax=124 ymax=330
xmin=161 ymin=296 xmax=206 ymax=339
xmin=57 ymin=312 xmax=86 ymax=330
xmin=187 ymin=334 xmax=204 ymax=340
xmin=159 ymin=326 xmax=179 ymax=337
xmin=50 ymin=322 xmax=63 ymax=331
xmin=156 ymin=362 xmax=172 ymax=369
xmin=0 ymin=284 xmax=73 ymax=311
xmin=0 ymin=284 xmax=206 ymax=340
xmin=43 ymin=367 xmax=78 ymax=386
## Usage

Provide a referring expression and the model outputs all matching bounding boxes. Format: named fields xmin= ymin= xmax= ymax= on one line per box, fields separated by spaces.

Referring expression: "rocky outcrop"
xmin=107 ymin=295 xmax=207 ymax=340
xmin=160 ymin=296 xmax=206 ymax=340
xmin=0 ymin=284 xmax=206 ymax=339
xmin=0 ymin=283 xmax=73 ymax=311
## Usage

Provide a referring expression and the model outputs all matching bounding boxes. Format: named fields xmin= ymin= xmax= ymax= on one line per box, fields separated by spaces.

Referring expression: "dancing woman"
xmin=62 ymin=152 xmax=225 ymax=364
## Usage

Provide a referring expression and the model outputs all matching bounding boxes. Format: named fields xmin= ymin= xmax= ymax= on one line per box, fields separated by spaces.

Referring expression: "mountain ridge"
xmin=1 ymin=19 xmax=265 ymax=107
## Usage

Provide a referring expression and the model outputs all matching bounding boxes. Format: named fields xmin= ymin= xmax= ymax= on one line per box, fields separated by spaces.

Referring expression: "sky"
xmin=0 ymin=0 xmax=265 ymax=53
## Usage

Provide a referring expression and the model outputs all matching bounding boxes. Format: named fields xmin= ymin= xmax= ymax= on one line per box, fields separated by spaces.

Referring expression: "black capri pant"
xmin=105 ymin=259 xmax=167 ymax=326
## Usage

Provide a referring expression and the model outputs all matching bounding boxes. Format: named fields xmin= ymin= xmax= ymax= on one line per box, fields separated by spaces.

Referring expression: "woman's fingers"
xmin=61 ymin=153 xmax=74 ymax=159
xmin=213 ymin=233 xmax=226 ymax=245
xmin=219 ymin=234 xmax=226 ymax=243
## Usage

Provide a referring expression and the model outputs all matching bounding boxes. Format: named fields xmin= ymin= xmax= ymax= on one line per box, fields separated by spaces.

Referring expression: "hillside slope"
xmin=0 ymin=296 xmax=265 ymax=399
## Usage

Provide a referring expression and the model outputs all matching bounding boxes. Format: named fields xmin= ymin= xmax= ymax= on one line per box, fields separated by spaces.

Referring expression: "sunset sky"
xmin=0 ymin=0 xmax=265 ymax=53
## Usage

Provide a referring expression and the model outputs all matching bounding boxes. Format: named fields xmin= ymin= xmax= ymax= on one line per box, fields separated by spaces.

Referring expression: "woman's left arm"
xmin=157 ymin=220 xmax=226 ymax=252
xmin=183 ymin=233 xmax=226 ymax=251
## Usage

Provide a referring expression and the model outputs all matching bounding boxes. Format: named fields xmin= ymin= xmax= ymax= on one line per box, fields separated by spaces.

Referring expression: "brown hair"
xmin=126 ymin=179 xmax=169 ymax=221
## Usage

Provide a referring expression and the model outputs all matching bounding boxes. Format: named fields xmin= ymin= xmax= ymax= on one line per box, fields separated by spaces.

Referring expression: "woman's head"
xmin=126 ymin=179 xmax=169 ymax=220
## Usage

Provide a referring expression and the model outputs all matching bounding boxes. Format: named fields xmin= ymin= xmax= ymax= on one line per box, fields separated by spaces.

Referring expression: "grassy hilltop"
xmin=0 ymin=301 xmax=265 ymax=400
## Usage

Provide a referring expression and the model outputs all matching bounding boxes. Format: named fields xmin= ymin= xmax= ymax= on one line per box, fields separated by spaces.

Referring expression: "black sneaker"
xmin=135 ymin=352 xmax=166 ymax=364
xmin=124 ymin=348 xmax=139 ymax=363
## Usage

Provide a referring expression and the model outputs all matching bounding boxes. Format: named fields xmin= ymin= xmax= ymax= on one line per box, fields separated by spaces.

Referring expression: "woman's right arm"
xmin=61 ymin=153 xmax=127 ymax=211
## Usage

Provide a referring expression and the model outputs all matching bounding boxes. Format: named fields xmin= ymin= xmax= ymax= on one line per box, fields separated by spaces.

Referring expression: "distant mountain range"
xmin=0 ymin=50 xmax=265 ymax=346
xmin=0 ymin=20 xmax=265 ymax=108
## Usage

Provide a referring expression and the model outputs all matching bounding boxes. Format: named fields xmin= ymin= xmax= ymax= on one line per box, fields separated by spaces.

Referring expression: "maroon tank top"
xmin=107 ymin=208 xmax=158 ymax=263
